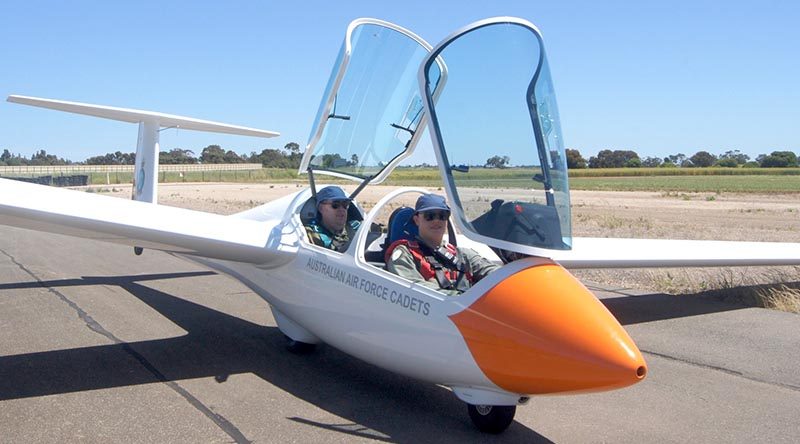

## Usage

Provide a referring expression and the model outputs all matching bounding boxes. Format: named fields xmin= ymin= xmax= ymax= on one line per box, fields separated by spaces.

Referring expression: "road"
xmin=1 ymin=227 xmax=798 ymax=443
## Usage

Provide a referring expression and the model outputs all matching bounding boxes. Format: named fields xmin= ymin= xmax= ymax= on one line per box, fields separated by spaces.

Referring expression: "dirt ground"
xmin=85 ymin=183 xmax=800 ymax=308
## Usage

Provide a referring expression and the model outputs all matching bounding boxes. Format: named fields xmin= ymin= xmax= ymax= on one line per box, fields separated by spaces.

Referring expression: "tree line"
xmin=3 ymin=144 xmax=798 ymax=170
xmin=0 ymin=143 xmax=304 ymax=168
xmin=563 ymin=149 xmax=799 ymax=169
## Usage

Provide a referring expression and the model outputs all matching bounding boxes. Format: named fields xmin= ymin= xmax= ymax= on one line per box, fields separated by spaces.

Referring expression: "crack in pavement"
xmin=641 ymin=348 xmax=800 ymax=392
xmin=0 ymin=248 xmax=252 ymax=444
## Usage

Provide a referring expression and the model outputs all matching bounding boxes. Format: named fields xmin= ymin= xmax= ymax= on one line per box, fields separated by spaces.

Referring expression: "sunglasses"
xmin=323 ymin=201 xmax=350 ymax=210
xmin=420 ymin=211 xmax=450 ymax=221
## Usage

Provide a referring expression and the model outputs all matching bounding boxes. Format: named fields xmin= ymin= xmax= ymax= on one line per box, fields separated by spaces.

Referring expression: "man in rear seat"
xmin=305 ymin=186 xmax=360 ymax=252
xmin=385 ymin=194 xmax=499 ymax=295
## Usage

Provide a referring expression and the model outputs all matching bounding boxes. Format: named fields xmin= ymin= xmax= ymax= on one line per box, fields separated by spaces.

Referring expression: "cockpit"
xmin=298 ymin=17 xmax=573 ymax=262
xmin=300 ymin=18 xmax=435 ymax=184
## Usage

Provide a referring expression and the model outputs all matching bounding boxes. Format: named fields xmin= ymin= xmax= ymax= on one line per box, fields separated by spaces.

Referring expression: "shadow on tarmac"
xmin=597 ymin=289 xmax=748 ymax=325
xmin=0 ymin=271 xmax=553 ymax=443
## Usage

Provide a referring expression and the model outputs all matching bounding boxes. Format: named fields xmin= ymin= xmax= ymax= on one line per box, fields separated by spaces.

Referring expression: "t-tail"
xmin=6 ymin=95 xmax=279 ymax=204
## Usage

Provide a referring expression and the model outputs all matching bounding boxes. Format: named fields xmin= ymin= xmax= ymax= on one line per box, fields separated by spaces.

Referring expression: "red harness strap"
xmin=385 ymin=239 xmax=471 ymax=284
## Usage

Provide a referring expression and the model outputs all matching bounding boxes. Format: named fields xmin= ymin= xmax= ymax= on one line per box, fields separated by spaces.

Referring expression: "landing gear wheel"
xmin=467 ymin=404 xmax=516 ymax=434
xmin=284 ymin=335 xmax=316 ymax=354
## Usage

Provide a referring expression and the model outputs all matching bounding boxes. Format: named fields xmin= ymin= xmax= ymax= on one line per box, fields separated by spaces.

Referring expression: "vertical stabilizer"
xmin=133 ymin=121 xmax=160 ymax=204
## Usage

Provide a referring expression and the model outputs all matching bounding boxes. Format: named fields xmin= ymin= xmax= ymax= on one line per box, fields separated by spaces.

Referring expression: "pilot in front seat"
xmin=386 ymin=193 xmax=499 ymax=295
xmin=305 ymin=186 xmax=361 ymax=252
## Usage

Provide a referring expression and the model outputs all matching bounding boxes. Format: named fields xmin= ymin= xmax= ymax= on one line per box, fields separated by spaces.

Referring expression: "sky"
xmin=1 ymin=0 xmax=798 ymax=164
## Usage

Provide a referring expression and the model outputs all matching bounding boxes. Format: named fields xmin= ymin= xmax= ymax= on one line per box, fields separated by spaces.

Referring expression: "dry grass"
xmin=756 ymin=285 xmax=800 ymax=312
xmin=575 ymin=266 xmax=800 ymax=313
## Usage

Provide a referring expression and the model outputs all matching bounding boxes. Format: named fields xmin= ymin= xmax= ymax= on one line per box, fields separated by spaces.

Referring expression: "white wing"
xmin=0 ymin=178 xmax=294 ymax=266
xmin=544 ymin=237 xmax=800 ymax=269
xmin=7 ymin=95 xmax=279 ymax=138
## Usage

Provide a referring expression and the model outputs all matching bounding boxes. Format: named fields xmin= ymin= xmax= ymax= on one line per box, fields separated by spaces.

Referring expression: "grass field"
xmin=566 ymin=166 xmax=800 ymax=177
xmin=569 ymin=175 xmax=800 ymax=193
xmin=18 ymin=166 xmax=800 ymax=193
xmin=84 ymin=169 xmax=302 ymax=185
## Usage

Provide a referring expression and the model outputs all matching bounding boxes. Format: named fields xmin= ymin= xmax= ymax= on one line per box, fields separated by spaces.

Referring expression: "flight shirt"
xmin=305 ymin=219 xmax=361 ymax=252
xmin=387 ymin=242 xmax=500 ymax=296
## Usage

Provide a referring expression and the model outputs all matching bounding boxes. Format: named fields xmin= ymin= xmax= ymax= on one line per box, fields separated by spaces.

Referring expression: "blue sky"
xmin=1 ymin=0 xmax=797 ymax=163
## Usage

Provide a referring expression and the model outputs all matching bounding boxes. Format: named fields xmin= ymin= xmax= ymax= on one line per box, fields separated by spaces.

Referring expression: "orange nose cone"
xmin=450 ymin=262 xmax=647 ymax=394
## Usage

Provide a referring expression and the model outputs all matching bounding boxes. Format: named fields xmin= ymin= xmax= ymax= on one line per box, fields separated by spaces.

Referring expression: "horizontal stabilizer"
xmin=548 ymin=237 xmax=800 ymax=269
xmin=0 ymin=178 xmax=294 ymax=266
xmin=7 ymin=95 xmax=279 ymax=138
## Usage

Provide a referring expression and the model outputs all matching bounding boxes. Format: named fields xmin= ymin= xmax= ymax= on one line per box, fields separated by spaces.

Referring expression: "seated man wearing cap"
xmin=305 ymin=186 xmax=361 ymax=252
xmin=385 ymin=193 xmax=499 ymax=296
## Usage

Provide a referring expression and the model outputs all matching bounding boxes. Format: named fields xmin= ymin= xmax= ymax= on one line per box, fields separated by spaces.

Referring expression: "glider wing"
xmin=0 ymin=178 xmax=293 ymax=266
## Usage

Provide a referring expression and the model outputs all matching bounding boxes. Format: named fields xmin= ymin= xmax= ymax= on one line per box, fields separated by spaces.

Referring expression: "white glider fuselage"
xmin=183 ymin=186 xmax=647 ymax=405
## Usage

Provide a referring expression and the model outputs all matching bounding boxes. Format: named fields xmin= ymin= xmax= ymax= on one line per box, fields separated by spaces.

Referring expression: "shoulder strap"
xmin=416 ymin=241 xmax=464 ymax=290
xmin=385 ymin=239 xmax=417 ymax=263
xmin=386 ymin=240 xmax=471 ymax=291
xmin=346 ymin=220 xmax=360 ymax=239
xmin=307 ymin=220 xmax=333 ymax=249
xmin=451 ymin=247 xmax=473 ymax=290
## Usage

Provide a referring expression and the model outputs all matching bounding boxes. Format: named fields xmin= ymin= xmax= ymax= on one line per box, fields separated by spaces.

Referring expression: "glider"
xmin=2 ymin=17 xmax=798 ymax=434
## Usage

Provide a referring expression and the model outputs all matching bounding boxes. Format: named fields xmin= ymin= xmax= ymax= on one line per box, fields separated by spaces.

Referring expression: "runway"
xmin=1 ymin=226 xmax=798 ymax=443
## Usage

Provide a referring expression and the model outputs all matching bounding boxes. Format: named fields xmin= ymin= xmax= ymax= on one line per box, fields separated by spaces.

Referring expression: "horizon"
xmin=2 ymin=1 xmax=797 ymax=164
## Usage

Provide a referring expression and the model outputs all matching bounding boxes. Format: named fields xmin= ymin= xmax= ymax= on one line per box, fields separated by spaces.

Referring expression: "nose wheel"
xmin=467 ymin=404 xmax=516 ymax=434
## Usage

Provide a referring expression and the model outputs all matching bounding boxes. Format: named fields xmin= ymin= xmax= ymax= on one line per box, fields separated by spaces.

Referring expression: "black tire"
xmin=467 ymin=404 xmax=516 ymax=434
xmin=284 ymin=335 xmax=317 ymax=354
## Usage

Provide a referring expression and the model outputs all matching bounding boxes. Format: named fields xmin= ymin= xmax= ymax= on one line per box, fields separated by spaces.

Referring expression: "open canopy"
xmin=299 ymin=18 xmax=437 ymax=184
xmin=420 ymin=18 xmax=573 ymax=253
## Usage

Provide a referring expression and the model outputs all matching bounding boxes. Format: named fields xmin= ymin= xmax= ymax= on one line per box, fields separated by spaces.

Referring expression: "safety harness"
xmin=386 ymin=239 xmax=473 ymax=292
xmin=307 ymin=219 xmax=359 ymax=251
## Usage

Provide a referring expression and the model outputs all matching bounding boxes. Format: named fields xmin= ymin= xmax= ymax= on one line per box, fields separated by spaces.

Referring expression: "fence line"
xmin=0 ymin=163 xmax=263 ymax=174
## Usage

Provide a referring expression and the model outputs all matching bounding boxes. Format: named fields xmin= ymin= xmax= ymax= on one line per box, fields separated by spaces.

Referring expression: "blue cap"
xmin=415 ymin=193 xmax=450 ymax=213
xmin=316 ymin=186 xmax=351 ymax=208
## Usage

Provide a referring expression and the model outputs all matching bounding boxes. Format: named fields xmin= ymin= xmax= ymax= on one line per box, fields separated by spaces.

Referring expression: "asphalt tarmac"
xmin=1 ymin=226 xmax=798 ymax=443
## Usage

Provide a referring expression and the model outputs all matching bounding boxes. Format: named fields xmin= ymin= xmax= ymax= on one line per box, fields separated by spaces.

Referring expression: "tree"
xmin=715 ymin=157 xmax=739 ymax=167
xmin=5 ymin=153 xmax=25 ymax=166
xmin=642 ymin=156 xmax=663 ymax=167
xmin=565 ymin=149 xmax=586 ymax=169
xmin=689 ymin=151 xmax=716 ymax=167
xmin=85 ymin=151 xmax=135 ymax=165
xmin=0 ymin=149 xmax=28 ymax=166
xmin=255 ymin=148 xmax=292 ymax=168
xmin=588 ymin=150 xmax=640 ymax=168
xmin=29 ymin=150 xmax=70 ymax=166
xmin=223 ymin=150 xmax=245 ymax=163
xmin=719 ymin=149 xmax=749 ymax=165
xmin=759 ymin=155 xmax=789 ymax=168
xmin=159 ymin=148 xmax=197 ymax=164
xmin=769 ymin=151 xmax=797 ymax=167
xmin=485 ymin=155 xmax=510 ymax=168
xmin=200 ymin=145 xmax=225 ymax=163
xmin=624 ymin=157 xmax=642 ymax=168
xmin=757 ymin=151 xmax=798 ymax=168
xmin=285 ymin=142 xmax=300 ymax=154
xmin=248 ymin=143 xmax=303 ymax=169
xmin=321 ymin=153 xmax=347 ymax=168
xmin=665 ymin=153 xmax=686 ymax=166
